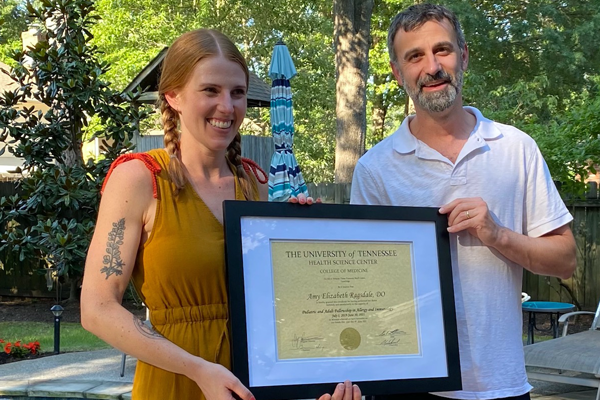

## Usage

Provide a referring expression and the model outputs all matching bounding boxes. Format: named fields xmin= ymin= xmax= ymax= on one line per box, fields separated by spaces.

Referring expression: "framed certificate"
xmin=223 ymin=201 xmax=460 ymax=400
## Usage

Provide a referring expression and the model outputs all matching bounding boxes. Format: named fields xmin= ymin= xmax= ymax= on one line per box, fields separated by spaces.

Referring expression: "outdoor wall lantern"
xmin=50 ymin=304 xmax=64 ymax=354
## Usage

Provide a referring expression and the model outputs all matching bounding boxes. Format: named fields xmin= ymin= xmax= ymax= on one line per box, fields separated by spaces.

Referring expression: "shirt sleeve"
xmin=350 ymin=161 xmax=383 ymax=205
xmin=525 ymin=146 xmax=573 ymax=237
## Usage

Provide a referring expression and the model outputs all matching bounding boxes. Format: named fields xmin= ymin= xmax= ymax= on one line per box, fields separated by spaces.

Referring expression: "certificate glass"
xmin=224 ymin=201 xmax=460 ymax=400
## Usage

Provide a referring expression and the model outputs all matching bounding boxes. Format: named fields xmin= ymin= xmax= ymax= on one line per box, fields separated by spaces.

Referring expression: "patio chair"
xmin=523 ymin=298 xmax=600 ymax=400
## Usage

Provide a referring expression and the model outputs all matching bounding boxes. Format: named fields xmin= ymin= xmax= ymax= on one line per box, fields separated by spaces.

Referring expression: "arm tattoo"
xmin=133 ymin=316 xmax=163 ymax=339
xmin=100 ymin=218 xmax=126 ymax=279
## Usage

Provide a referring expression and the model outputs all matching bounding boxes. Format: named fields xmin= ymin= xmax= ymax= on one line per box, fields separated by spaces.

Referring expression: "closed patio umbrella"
xmin=268 ymin=40 xmax=308 ymax=202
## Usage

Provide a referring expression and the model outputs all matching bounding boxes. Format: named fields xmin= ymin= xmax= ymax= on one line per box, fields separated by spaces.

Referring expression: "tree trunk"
xmin=68 ymin=279 xmax=79 ymax=303
xmin=371 ymin=74 xmax=387 ymax=144
xmin=333 ymin=0 xmax=374 ymax=183
xmin=63 ymin=118 xmax=84 ymax=167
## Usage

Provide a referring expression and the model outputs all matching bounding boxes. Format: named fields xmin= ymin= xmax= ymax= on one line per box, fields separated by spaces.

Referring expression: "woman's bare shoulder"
xmin=101 ymin=158 xmax=157 ymax=207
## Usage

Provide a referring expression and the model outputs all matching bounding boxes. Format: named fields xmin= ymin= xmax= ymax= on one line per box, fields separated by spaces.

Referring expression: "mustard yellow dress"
xmin=127 ymin=149 xmax=259 ymax=399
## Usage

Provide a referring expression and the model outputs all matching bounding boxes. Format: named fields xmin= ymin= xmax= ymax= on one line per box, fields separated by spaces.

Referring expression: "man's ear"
xmin=164 ymin=90 xmax=180 ymax=112
xmin=390 ymin=61 xmax=404 ymax=88
xmin=461 ymin=44 xmax=469 ymax=71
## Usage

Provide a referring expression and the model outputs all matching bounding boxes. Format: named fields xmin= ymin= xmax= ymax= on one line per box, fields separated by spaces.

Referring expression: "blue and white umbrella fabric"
xmin=268 ymin=40 xmax=309 ymax=202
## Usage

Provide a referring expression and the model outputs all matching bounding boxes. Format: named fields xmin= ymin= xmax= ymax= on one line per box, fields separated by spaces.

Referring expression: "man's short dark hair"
xmin=387 ymin=3 xmax=466 ymax=64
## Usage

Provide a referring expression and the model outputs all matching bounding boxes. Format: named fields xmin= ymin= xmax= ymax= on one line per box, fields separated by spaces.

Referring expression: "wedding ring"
xmin=466 ymin=210 xmax=471 ymax=219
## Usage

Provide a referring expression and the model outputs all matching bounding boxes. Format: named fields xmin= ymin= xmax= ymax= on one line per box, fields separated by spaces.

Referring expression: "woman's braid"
xmin=160 ymin=98 xmax=186 ymax=195
xmin=227 ymin=133 xmax=253 ymax=200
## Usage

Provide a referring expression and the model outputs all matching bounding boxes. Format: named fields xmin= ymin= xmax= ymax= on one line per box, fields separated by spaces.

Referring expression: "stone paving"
xmin=0 ymin=349 xmax=133 ymax=399
xmin=0 ymin=349 xmax=597 ymax=399
xmin=532 ymin=390 xmax=597 ymax=400
xmin=0 ymin=379 xmax=133 ymax=399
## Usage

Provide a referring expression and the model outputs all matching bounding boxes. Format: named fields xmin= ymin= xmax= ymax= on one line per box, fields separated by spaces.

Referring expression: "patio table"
xmin=522 ymin=301 xmax=575 ymax=345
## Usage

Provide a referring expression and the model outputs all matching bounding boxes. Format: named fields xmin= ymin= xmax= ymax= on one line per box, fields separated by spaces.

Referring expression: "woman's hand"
xmin=193 ymin=360 xmax=255 ymax=400
xmin=318 ymin=381 xmax=361 ymax=400
xmin=288 ymin=193 xmax=321 ymax=205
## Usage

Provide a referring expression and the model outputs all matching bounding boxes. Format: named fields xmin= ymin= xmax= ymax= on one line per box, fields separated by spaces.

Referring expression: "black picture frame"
xmin=224 ymin=201 xmax=460 ymax=400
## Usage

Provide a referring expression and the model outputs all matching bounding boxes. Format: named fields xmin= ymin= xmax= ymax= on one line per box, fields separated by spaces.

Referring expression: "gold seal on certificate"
xmin=340 ymin=327 xmax=361 ymax=350
xmin=271 ymin=240 xmax=419 ymax=360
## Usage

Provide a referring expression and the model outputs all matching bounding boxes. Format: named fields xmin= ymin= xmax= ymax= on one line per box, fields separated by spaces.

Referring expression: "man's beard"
xmin=402 ymin=68 xmax=464 ymax=113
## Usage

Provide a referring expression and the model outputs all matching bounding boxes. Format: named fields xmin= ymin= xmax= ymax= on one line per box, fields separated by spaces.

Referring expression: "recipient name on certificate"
xmin=271 ymin=240 xmax=418 ymax=360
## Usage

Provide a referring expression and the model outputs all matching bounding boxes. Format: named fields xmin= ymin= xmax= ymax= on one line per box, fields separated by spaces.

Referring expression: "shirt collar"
xmin=393 ymin=106 xmax=502 ymax=154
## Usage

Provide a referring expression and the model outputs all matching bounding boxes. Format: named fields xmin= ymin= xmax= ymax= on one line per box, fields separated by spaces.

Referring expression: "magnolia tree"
xmin=0 ymin=0 xmax=147 ymax=300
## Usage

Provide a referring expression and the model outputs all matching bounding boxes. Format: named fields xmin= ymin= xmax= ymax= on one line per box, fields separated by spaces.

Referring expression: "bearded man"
xmin=350 ymin=4 xmax=576 ymax=400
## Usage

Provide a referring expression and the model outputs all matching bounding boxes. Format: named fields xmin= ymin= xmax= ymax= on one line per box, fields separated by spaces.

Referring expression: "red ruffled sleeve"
xmin=101 ymin=153 xmax=162 ymax=198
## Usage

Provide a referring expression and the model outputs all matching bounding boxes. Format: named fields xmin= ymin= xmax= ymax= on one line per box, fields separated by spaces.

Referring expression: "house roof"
xmin=123 ymin=48 xmax=271 ymax=108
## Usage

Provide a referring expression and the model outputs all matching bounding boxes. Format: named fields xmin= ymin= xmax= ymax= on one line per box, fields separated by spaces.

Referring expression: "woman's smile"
xmin=208 ymin=118 xmax=233 ymax=129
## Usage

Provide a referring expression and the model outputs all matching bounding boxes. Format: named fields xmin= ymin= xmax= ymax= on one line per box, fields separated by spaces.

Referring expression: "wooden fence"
xmin=306 ymin=182 xmax=352 ymax=204
xmin=523 ymin=202 xmax=600 ymax=310
xmin=135 ymin=134 xmax=273 ymax=174
xmin=0 ymin=256 xmax=50 ymax=297
xmin=0 ymin=180 xmax=18 ymax=198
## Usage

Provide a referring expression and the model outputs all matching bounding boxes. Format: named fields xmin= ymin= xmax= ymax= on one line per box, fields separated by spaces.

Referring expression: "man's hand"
xmin=439 ymin=197 xmax=576 ymax=278
xmin=318 ymin=381 xmax=361 ymax=400
xmin=439 ymin=197 xmax=502 ymax=247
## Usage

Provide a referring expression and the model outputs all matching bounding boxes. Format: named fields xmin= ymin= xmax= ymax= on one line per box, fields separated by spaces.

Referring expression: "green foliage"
xmin=459 ymin=0 xmax=600 ymax=104
xmin=84 ymin=0 xmax=600 ymax=191
xmin=529 ymin=92 xmax=600 ymax=199
xmin=90 ymin=0 xmax=336 ymax=182
xmin=366 ymin=0 xmax=410 ymax=148
xmin=0 ymin=321 xmax=110 ymax=353
xmin=0 ymin=0 xmax=30 ymax=65
xmin=0 ymin=0 xmax=148 ymax=284
xmin=434 ymin=0 xmax=600 ymax=199
xmin=471 ymin=74 xmax=600 ymax=198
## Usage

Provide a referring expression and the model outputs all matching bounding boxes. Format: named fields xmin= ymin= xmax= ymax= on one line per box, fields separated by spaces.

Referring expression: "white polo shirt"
xmin=351 ymin=107 xmax=572 ymax=399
